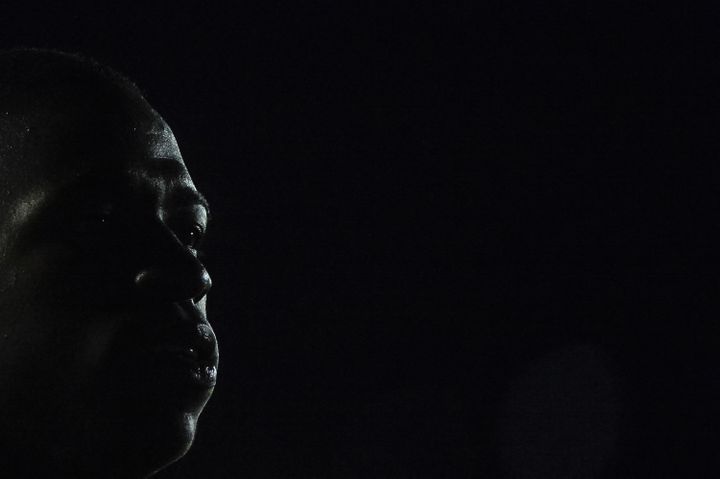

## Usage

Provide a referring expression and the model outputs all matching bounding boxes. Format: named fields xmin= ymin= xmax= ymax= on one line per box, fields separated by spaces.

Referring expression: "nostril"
xmin=134 ymin=265 xmax=211 ymax=304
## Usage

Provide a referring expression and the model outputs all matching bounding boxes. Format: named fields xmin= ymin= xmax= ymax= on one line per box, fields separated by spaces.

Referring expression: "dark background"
xmin=4 ymin=3 xmax=720 ymax=477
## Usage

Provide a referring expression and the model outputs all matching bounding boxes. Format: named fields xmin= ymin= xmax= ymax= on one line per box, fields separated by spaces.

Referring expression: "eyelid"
xmin=195 ymin=220 xmax=208 ymax=235
xmin=191 ymin=222 xmax=206 ymax=240
xmin=171 ymin=218 xmax=207 ymax=251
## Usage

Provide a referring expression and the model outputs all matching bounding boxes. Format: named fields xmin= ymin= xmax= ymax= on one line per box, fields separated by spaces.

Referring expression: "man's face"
xmin=0 ymin=84 xmax=218 ymax=475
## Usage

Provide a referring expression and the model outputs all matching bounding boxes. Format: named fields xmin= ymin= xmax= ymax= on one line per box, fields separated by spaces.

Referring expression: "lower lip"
xmin=153 ymin=354 xmax=218 ymax=389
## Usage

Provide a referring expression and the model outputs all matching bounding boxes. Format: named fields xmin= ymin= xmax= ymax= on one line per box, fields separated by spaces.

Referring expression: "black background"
xmin=4 ymin=2 xmax=720 ymax=477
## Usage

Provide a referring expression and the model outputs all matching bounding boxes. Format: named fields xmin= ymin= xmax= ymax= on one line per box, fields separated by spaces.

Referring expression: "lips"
xmin=151 ymin=322 xmax=219 ymax=389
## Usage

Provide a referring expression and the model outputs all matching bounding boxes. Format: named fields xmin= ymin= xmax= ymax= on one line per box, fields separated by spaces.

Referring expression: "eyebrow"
xmin=48 ymin=164 xmax=212 ymax=222
xmin=170 ymin=186 xmax=212 ymax=222
xmin=134 ymin=157 xmax=187 ymax=178
xmin=130 ymin=158 xmax=212 ymax=220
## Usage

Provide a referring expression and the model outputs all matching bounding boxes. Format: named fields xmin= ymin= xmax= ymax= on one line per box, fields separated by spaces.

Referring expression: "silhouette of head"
xmin=0 ymin=49 xmax=218 ymax=477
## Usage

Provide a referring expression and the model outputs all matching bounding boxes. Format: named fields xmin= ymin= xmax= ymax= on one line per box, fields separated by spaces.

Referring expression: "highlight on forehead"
xmin=135 ymin=108 xmax=177 ymax=137
xmin=127 ymin=158 xmax=211 ymax=218
xmin=172 ymin=186 xmax=212 ymax=220
xmin=146 ymin=116 xmax=173 ymax=135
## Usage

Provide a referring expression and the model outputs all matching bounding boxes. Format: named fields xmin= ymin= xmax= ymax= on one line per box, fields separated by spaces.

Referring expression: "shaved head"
xmin=0 ymin=49 xmax=150 ymax=189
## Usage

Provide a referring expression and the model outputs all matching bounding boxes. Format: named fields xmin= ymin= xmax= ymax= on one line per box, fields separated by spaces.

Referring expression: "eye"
xmin=176 ymin=223 xmax=205 ymax=250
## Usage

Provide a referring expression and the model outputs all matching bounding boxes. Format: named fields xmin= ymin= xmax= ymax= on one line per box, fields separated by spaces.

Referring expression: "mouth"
xmin=151 ymin=324 xmax=218 ymax=390
xmin=153 ymin=348 xmax=217 ymax=389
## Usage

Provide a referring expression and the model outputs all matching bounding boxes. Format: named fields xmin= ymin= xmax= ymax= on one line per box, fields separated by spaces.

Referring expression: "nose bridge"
xmin=133 ymin=216 xmax=212 ymax=304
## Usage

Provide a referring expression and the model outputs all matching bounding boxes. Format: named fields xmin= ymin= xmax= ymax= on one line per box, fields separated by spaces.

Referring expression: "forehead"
xmin=140 ymin=122 xmax=182 ymax=161
xmin=18 ymin=99 xmax=208 ymax=216
xmin=6 ymin=74 xmax=175 ymax=169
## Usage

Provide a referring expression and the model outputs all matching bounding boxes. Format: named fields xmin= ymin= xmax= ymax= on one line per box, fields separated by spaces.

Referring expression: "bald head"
xmin=0 ymin=48 xmax=142 ymax=113
xmin=0 ymin=48 xmax=144 ymax=147
xmin=0 ymin=49 xmax=217 ymax=477
xmin=0 ymin=49 xmax=161 ymax=189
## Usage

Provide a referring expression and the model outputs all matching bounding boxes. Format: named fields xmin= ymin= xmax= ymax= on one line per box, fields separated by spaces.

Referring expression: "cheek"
xmin=0 ymin=301 xmax=109 ymax=405
xmin=74 ymin=314 xmax=126 ymax=380
xmin=38 ymin=250 xmax=132 ymax=309
xmin=0 ymin=258 xmax=127 ymax=385
xmin=4 ymin=244 xmax=92 ymax=308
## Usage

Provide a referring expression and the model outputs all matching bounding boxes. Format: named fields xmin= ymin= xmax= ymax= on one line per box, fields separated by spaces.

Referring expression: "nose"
xmin=133 ymin=221 xmax=212 ymax=304
xmin=134 ymin=265 xmax=211 ymax=304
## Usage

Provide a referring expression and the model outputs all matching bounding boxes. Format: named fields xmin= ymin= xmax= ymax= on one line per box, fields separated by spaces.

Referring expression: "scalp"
xmin=0 ymin=48 xmax=143 ymax=112
xmin=0 ymin=48 xmax=152 ymax=153
xmin=0 ymin=49 xmax=158 ymax=252
xmin=0 ymin=50 xmax=161 ymax=173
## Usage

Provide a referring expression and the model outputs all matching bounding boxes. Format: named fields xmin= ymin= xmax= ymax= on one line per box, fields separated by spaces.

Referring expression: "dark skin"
xmin=0 ymin=57 xmax=218 ymax=478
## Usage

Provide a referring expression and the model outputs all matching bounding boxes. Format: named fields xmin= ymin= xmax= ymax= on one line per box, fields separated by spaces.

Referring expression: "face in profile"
xmin=0 ymin=52 xmax=218 ymax=477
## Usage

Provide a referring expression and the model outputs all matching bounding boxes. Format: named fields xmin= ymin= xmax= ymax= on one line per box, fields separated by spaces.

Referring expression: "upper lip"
xmin=153 ymin=323 xmax=218 ymax=366
xmin=148 ymin=303 xmax=218 ymax=368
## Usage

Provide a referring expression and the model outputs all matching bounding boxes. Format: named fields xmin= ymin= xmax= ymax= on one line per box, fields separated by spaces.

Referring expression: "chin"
xmin=77 ymin=389 xmax=207 ymax=478
xmin=124 ymin=395 xmax=210 ymax=473
xmin=75 ymin=331 xmax=217 ymax=475
xmin=140 ymin=412 xmax=199 ymax=476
